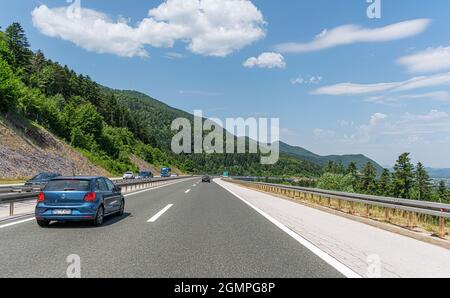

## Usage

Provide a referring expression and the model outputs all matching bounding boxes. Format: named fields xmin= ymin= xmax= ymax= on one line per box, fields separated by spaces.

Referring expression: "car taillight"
xmin=84 ymin=192 xmax=97 ymax=202
xmin=38 ymin=192 xmax=45 ymax=202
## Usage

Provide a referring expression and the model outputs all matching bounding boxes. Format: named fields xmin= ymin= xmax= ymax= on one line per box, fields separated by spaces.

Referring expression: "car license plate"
xmin=53 ymin=209 xmax=72 ymax=215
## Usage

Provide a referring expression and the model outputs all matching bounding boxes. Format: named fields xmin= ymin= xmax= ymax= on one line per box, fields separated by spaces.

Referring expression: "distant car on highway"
xmin=137 ymin=171 xmax=153 ymax=179
xmin=202 ymin=175 xmax=211 ymax=183
xmin=25 ymin=172 xmax=61 ymax=188
xmin=122 ymin=172 xmax=135 ymax=180
xmin=171 ymin=173 xmax=179 ymax=177
xmin=160 ymin=167 xmax=172 ymax=178
xmin=35 ymin=176 xmax=125 ymax=227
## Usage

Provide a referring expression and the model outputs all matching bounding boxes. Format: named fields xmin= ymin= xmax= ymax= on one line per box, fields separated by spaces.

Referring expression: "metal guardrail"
xmin=228 ymin=177 xmax=450 ymax=237
xmin=0 ymin=176 xmax=193 ymax=217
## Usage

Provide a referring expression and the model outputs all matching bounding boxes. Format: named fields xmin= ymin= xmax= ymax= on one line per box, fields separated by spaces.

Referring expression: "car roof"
xmin=33 ymin=172 xmax=60 ymax=176
xmin=51 ymin=176 xmax=105 ymax=180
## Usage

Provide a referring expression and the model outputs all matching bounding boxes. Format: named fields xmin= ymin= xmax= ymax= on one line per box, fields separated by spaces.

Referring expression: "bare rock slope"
xmin=0 ymin=116 xmax=110 ymax=180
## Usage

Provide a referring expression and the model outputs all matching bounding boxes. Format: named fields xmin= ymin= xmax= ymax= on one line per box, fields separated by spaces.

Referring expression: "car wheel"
xmin=118 ymin=199 xmax=125 ymax=216
xmin=93 ymin=206 xmax=104 ymax=227
xmin=37 ymin=219 xmax=50 ymax=227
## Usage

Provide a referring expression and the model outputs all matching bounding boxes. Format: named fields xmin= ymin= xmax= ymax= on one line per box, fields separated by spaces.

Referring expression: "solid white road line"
xmin=185 ymin=189 xmax=191 ymax=194
xmin=147 ymin=204 xmax=174 ymax=223
xmin=0 ymin=217 xmax=35 ymax=229
xmin=215 ymin=180 xmax=361 ymax=279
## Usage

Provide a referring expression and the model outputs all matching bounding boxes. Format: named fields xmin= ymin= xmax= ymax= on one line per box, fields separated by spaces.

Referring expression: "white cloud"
xmin=291 ymin=75 xmax=323 ymax=85
xmin=367 ymin=91 xmax=450 ymax=104
xmin=342 ymin=113 xmax=388 ymax=144
xmin=370 ymin=113 xmax=388 ymax=125
xmin=313 ymin=72 xmax=450 ymax=96
xmin=341 ymin=110 xmax=450 ymax=145
xmin=313 ymin=81 xmax=402 ymax=96
xmin=32 ymin=0 xmax=266 ymax=58
xmin=243 ymin=52 xmax=286 ymax=69
xmin=164 ymin=52 xmax=185 ymax=59
xmin=398 ymin=46 xmax=450 ymax=73
xmin=337 ymin=120 xmax=354 ymax=127
xmin=275 ymin=19 xmax=431 ymax=53
xmin=404 ymin=110 xmax=449 ymax=122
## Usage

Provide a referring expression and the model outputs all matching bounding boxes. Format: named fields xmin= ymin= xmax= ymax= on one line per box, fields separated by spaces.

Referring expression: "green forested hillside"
xmin=279 ymin=142 xmax=384 ymax=173
xmin=0 ymin=23 xmax=322 ymax=177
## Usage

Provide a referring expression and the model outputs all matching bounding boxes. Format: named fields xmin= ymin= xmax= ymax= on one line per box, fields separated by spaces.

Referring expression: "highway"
xmin=0 ymin=178 xmax=344 ymax=278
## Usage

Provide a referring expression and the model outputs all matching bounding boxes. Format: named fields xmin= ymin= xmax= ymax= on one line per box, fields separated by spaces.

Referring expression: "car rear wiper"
xmin=63 ymin=188 xmax=76 ymax=191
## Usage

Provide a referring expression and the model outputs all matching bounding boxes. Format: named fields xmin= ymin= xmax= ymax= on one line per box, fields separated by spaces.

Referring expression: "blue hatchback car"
xmin=35 ymin=177 xmax=125 ymax=227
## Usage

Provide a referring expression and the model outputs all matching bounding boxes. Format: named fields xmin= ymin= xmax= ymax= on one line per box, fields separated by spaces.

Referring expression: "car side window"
xmin=95 ymin=179 xmax=108 ymax=191
xmin=104 ymin=179 xmax=115 ymax=191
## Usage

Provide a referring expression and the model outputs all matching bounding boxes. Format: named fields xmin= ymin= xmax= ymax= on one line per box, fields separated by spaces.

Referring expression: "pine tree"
xmin=346 ymin=161 xmax=360 ymax=189
xmin=325 ymin=161 xmax=336 ymax=174
xmin=5 ymin=22 xmax=32 ymax=69
xmin=414 ymin=162 xmax=432 ymax=201
xmin=346 ymin=162 xmax=358 ymax=176
xmin=360 ymin=162 xmax=377 ymax=194
xmin=393 ymin=153 xmax=415 ymax=199
xmin=377 ymin=168 xmax=392 ymax=197
xmin=29 ymin=50 xmax=47 ymax=90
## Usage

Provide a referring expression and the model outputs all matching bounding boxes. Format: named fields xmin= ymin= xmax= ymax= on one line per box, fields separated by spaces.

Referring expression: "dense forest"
xmin=0 ymin=23 xmax=321 ymax=177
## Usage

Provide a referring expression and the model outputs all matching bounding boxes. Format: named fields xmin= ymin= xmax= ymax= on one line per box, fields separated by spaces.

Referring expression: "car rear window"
xmin=44 ymin=179 xmax=91 ymax=191
xmin=32 ymin=173 xmax=50 ymax=180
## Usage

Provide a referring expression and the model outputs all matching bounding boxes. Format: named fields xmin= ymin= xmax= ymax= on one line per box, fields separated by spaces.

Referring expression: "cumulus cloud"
xmin=312 ymin=72 xmax=450 ymax=96
xmin=243 ymin=52 xmax=286 ymax=69
xmin=370 ymin=113 xmax=388 ymax=125
xmin=31 ymin=0 xmax=266 ymax=58
xmin=398 ymin=46 xmax=450 ymax=73
xmin=275 ymin=19 xmax=431 ymax=53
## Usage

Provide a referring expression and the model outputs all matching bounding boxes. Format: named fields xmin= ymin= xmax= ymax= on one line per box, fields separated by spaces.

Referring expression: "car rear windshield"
xmin=44 ymin=179 xmax=91 ymax=191
xmin=32 ymin=173 xmax=52 ymax=180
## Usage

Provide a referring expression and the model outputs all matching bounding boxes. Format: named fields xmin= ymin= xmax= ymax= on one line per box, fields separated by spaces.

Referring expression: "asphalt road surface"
xmin=0 ymin=179 xmax=343 ymax=278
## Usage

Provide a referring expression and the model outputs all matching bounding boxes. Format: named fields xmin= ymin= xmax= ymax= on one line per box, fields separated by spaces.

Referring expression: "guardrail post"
xmin=366 ymin=205 xmax=370 ymax=218
xmin=439 ymin=216 xmax=446 ymax=238
xmin=384 ymin=208 xmax=390 ymax=222
xmin=10 ymin=202 xmax=14 ymax=216
xmin=350 ymin=202 xmax=355 ymax=214
xmin=408 ymin=212 xmax=414 ymax=228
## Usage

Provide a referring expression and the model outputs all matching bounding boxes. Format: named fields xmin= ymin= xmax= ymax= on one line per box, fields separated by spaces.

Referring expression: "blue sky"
xmin=1 ymin=0 xmax=450 ymax=167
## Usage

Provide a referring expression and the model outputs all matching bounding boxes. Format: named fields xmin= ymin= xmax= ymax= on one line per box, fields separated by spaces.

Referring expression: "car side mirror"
xmin=114 ymin=186 xmax=122 ymax=193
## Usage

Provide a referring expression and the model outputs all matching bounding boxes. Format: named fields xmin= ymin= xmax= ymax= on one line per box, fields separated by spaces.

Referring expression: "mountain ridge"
xmin=279 ymin=142 xmax=384 ymax=172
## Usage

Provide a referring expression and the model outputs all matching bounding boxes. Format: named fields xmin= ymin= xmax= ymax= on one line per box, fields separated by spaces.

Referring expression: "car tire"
xmin=92 ymin=206 xmax=104 ymax=227
xmin=37 ymin=219 xmax=50 ymax=227
xmin=118 ymin=199 xmax=125 ymax=216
